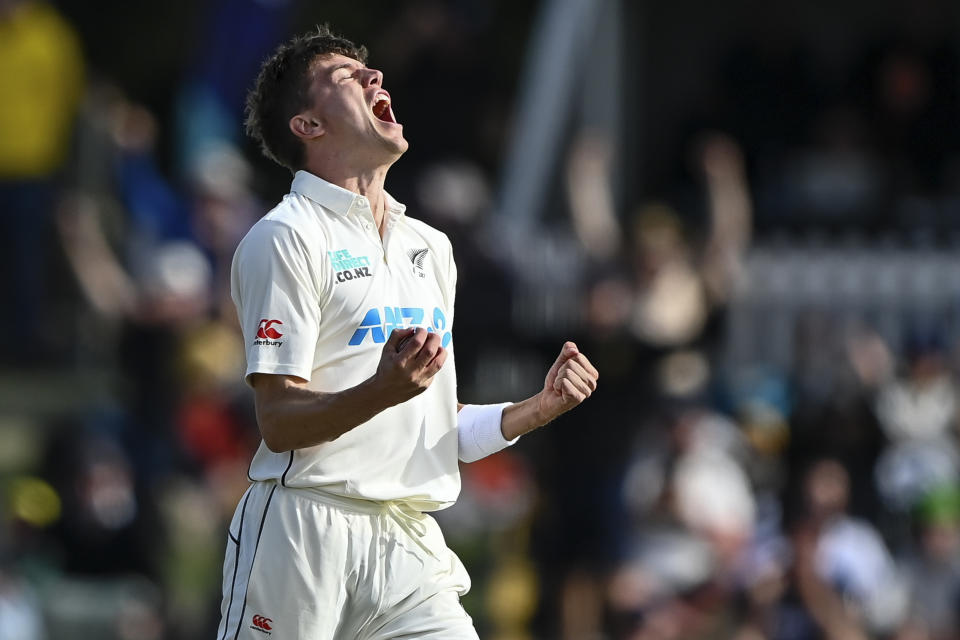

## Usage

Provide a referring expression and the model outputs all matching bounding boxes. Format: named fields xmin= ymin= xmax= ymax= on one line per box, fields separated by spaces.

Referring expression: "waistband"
xmin=283 ymin=484 xmax=397 ymax=514
xmin=265 ymin=482 xmax=438 ymax=558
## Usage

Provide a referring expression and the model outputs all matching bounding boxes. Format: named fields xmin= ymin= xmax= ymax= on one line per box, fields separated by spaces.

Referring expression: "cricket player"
xmin=217 ymin=26 xmax=599 ymax=639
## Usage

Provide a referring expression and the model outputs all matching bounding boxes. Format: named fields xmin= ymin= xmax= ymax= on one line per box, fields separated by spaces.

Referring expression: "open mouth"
xmin=372 ymin=92 xmax=397 ymax=124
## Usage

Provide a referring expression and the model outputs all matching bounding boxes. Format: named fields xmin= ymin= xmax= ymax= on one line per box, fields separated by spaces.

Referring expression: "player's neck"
xmin=343 ymin=171 xmax=390 ymax=236
xmin=306 ymin=160 xmax=392 ymax=234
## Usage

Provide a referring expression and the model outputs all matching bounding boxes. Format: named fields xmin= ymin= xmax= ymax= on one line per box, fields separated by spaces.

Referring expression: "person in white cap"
xmin=217 ymin=25 xmax=599 ymax=640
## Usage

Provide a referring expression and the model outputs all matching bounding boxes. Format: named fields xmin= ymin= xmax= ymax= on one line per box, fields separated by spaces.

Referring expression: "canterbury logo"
xmin=256 ymin=319 xmax=283 ymax=340
xmin=250 ymin=614 xmax=273 ymax=633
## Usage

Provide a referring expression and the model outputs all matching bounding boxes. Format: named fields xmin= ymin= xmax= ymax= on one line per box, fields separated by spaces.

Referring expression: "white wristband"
xmin=457 ymin=402 xmax=517 ymax=463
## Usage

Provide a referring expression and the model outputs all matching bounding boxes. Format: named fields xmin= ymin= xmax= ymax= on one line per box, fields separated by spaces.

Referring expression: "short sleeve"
xmin=231 ymin=220 xmax=323 ymax=384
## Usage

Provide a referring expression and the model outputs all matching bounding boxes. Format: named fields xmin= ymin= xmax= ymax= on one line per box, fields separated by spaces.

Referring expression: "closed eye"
xmin=331 ymin=63 xmax=362 ymax=82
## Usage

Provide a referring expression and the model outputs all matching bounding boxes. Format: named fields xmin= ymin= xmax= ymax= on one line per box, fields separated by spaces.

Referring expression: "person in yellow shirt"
xmin=0 ymin=0 xmax=84 ymax=178
xmin=0 ymin=0 xmax=84 ymax=363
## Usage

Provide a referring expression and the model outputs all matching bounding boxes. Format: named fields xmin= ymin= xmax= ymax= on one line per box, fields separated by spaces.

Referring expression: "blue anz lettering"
xmin=348 ymin=306 xmax=452 ymax=347
xmin=401 ymin=307 xmax=424 ymax=326
xmin=383 ymin=306 xmax=404 ymax=335
xmin=432 ymin=308 xmax=452 ymax=347
xmin=348 ymin=308 xmax=386 ymax=345
xmin=432 ymin=307 xmax=446 ymax=331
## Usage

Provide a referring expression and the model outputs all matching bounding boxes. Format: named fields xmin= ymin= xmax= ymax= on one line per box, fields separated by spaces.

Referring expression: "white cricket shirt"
xmin=231 ymin=170 xmax=460 ymax=511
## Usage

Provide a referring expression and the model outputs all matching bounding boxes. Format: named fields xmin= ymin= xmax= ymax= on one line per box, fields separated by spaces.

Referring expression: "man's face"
xmin=303 ymin=53 xmax=408 ymax=160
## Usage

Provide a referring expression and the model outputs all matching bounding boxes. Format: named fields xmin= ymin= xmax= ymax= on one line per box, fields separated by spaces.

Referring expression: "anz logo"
xmin=349 ymin=306 xmax=452 ymax=347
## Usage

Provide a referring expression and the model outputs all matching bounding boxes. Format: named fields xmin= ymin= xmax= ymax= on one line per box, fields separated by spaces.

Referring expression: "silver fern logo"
xmin=408 ymin=248 xmax=428 ymax=278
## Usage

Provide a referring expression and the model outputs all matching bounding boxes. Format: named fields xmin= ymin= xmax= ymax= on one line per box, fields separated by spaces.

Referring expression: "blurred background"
xmin=2 ymin=0 xmax=960 ymax=638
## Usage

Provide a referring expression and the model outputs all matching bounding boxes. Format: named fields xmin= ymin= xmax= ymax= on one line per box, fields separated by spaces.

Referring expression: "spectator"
xmin=794 ymin=459 xmax=909 ymax=638
xmin=0 ymin=0 xmax=84 ymax=363
xmin=899 ymin=485 xmax=960 ymax=640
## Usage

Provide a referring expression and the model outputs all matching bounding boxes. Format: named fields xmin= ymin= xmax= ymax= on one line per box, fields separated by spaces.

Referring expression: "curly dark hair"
xmin=245 ymin=26 xmax=368 ymax=171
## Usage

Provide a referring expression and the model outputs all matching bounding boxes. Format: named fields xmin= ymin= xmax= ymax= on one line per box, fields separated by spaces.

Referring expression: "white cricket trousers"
xmin=216 ymin=480 xmax=478 ymax=640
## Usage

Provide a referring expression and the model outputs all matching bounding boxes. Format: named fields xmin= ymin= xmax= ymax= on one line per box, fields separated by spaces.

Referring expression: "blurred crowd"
xmin=1 ymin=1 xmax=960 ymax=640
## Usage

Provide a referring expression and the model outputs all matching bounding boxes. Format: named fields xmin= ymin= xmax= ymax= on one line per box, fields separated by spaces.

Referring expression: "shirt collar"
xmin=290 ymin=170 xmax=406 ymax=219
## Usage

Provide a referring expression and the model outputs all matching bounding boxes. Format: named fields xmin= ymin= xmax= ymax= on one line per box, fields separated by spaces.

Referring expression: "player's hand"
xmin=537 ymin=341 xmax=598 ymax=423
xmin=373 ymin=327 xmax=447 ymax=404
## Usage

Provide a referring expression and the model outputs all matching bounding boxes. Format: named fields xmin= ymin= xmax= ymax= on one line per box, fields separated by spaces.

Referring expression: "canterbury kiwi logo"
xmin=256 ymin=319 xmax=283 ymax=339
xmin=254 ymin=319 xmax=284 ymax=347
xmin=250 ymin=614 xmax=273 ymax=634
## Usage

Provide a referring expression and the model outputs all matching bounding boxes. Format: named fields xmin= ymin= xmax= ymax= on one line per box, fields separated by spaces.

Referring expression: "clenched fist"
xmin=373 ymin=327 xmax=447 ymax=404
xmin=537 ymin=341 xmax=599 ymax=423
